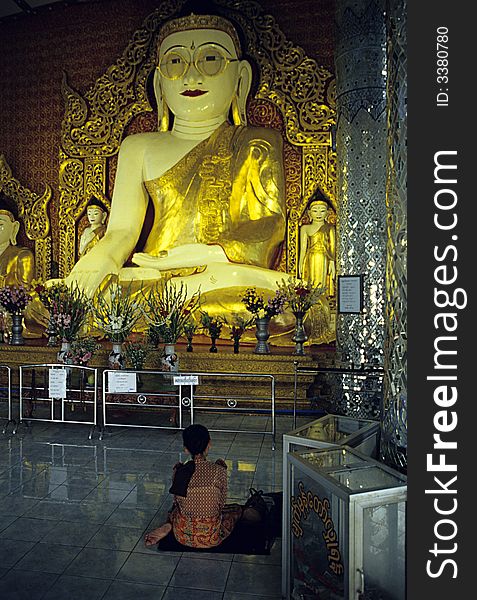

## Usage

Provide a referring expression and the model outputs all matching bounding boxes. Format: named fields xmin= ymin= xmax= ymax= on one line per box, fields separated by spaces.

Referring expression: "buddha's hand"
xmin=132 ymin=243 xmax=229 ymax=271
xmin=65 ymin=256 xmax=119 ymax=298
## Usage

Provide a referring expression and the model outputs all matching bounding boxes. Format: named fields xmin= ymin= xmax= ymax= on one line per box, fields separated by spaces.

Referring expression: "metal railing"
xmin=102 ymin=369 xmax=276 ymax=448
xmin=293 ymin=361 xmax=385 ymax=426
xmin=0 ymin=364 xmax=13 ymax=433
xmin=18 ymin=364 xmax=99 ymax=439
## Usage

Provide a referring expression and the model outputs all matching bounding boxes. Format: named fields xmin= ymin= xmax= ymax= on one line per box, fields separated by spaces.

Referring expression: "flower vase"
xmin=108 ymin=342 xmax=125 ymax=370
xmin=209 ymin=337 xmax=218 ymax=353
xmin=233 ymin=338 xmax=240 ymax=354
xmin=57 ymin=341 xmax=72 ymax=363
xmin=161 ymin=343 xmax=179 ymax=372
xmin=254 ymin=317 xmax=271 ymax=354
xmin=186 ymin=336 xmax=194 ymax=352
xmin=292 ymin=311 xmax=308 ymax=356
xmin=9 ymin=313 xmax=25 ymax=346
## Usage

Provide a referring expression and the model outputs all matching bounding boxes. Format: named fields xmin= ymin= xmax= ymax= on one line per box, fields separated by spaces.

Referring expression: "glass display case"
xmin=283 ymin=414 xmax=380 ymax=459
xmin=283 ymin=446 xmax=406 ymax=600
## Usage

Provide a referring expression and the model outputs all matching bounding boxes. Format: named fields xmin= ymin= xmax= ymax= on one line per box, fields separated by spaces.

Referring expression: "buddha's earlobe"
xmin=153 ymin=69 xmax=170 ymax=132
xmin=10 ymin=221 xmax=19 ymax=246
xmin=233 ymin=61 xmax=252 ymax=126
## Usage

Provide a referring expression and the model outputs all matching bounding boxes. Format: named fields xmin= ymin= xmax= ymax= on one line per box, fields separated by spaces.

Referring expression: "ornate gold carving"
xmin=157 ymin=13 xmax=242 ymax=55
xmin=58 ymin=153 xmax=84 ymax=275
xmin=0 ymin=154 xmax=52 ymax=281
xmin=283 ymin=143 xmax=302 ymax=275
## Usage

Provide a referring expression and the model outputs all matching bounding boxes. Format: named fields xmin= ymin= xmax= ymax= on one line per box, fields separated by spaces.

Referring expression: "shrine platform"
xmin=0 ymin=338 xmax=337 ymax=413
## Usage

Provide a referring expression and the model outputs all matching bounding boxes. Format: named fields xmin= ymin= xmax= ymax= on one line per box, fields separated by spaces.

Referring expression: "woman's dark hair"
xmin=182 ymin=424 xmax=210 ymax=456
xmin=169 ymin=424 xmax=211 ymax=497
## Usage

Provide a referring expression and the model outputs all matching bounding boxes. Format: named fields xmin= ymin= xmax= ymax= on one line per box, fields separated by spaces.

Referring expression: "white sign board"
xmin=108 ymin=371 xmax=137 ymax=393
xmin=49 ymin=368 xmax=67 ymax=399
xmin=173 ymin=375 xmax=199 ymax=386
xmin=338 ymin=275 xmax=363 ymax=314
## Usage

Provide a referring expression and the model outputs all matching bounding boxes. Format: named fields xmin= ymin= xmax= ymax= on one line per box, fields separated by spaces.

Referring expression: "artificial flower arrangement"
xmin=37 ymin=282 xmax=90 ymax=342
xmin=92 ymin=282 xmax=142 ymax=344
xmin=0 ymin=284 xmax=32 ymax=314
xmin=70 ymin=336 xmax=101 ymax=366
xmin=277 ymin=277 xmax=327 ymax=313
xmin=124 ymin=340 xmax=153 ymax=370
xmin=142 ymin=279 xmax=201 ymax=346
xmin=228 ymin=314 xmax=254 ymax=341
xmin=241 ymin=287 xmax=287 ymax=320
xmin=184 ymin=321 xmax=198 ymax=352
xmin=200 ymin=310 xmax=226 ymax=352
xmin=200 ymin=311 xmax=225 ymax=339
xmin=228 ymin=313 xmax=254 ymax=353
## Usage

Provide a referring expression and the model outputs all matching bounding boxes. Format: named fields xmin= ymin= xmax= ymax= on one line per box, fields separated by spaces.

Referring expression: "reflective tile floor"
xmin=0 ymin=413 xmax=306 ymax=599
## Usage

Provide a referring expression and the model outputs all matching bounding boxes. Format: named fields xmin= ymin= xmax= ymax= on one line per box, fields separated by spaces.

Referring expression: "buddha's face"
xmin=308 ymin=203 xmax=328 ymax=221
xmin=87 ymin=207 xmax=106 ymax=227
xmin=0 ymin=214 xmax=17 ymax=246
xmin=158 ymin=28 xmax=241 ymax=121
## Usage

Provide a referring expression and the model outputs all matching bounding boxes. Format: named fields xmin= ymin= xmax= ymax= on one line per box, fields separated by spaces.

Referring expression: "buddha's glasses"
xmin=157 ymin=44 xmax=239 ymax=80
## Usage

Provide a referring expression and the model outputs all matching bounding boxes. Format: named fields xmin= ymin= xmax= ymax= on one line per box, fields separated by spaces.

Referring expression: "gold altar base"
xmin=0 ymin=338 xmax=336 ymax=412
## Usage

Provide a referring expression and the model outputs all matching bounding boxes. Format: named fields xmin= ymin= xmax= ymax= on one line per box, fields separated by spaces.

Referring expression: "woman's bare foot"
xmin=144 ymin=523 xmax=172 ymax=546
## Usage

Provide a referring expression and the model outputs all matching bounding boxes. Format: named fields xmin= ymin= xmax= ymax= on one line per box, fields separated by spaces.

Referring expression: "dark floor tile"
xmin=105 ymin=506 xmax=157 ymax=529
xmin=225 ymin=562 xmax=282 ymax=596
xmin=0 ymin=516 xmax=57 ymax=542
xmin=0 ymin=514 xmax=17 ymax=532
xmin=65 ymin=547 xmax=129 ymax=579
xmin=41 ymin=574 xmax=111 ymax=600
xmin=12 ymin=542 xmax=82 ymax=574
xmin=0 ymin=539 xmax=36 ymax=567
xmin=117 ymin=552 xmax=179 ymax=585
xmin=162 ymin=587 xmax=222 ymax=600
xmin=60 ymin=501 xmax=118 ymax=523
xmin=233 ymin=539 xmax=282 ymax=565
xmin=0 ymin=569 xmax=58 ymax=600
xmin=0 ymin=495 xmax=40 ymax=516
xmin=40 ymin=520 xmax=101 ymax=546
xmin=87 ymin=524 xmax=144 ymax=551
xmin=102 ymin=580 xmax=166 ymax=600
xmin=168 ymin=556 xmax=231 ymax=592
xmin=222 ymin=593 xmax=282 ymax=599
xmin=83 ymin=486 xmax=131 ymax=504
xmin=46 ymin=483 xmax=98 ymax=502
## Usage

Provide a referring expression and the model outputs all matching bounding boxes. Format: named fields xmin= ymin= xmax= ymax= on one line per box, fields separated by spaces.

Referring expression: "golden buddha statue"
xmin=78 ymin=197 xmax=108 ymax=257
xmin=65 ymin=13 xmax=289 ymax=324
xmin=299 ymin=192 xmax=336 ymax=296
xmin=0 ymin=196 xmax=35 ymax=289
xmin=0 ymin=195 xmax=44 ymax=337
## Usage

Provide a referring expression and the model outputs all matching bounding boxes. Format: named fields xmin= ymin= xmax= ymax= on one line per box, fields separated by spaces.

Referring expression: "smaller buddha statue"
xmin=0 ymin=193 xmax=35 ymax=289
xmin=78 ymin=197 xmax=108 ymax=257
xmin=298 ymin=190 xmax=336 ymax=296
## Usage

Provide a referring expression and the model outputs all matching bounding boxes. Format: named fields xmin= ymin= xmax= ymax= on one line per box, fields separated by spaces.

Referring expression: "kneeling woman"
xmin=145 ymin=424 xmax=260 ymax=548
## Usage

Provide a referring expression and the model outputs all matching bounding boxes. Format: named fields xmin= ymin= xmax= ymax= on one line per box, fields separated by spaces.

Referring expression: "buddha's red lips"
xmin=181 ymin=89 xmax=208 ymax=97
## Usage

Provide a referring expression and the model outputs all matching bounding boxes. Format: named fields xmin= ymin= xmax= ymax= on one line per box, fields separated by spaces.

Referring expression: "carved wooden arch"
xmin=59 ymin=0 xmax=336 ymax=277
xmin=0 ymin=154 xmax=53 ymax=281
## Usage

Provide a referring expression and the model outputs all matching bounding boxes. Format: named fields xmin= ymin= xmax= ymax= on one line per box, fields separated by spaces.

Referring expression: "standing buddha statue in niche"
xmin=78 ymin=197 xmax=108 ymax=257
xmin=65 ymin=12 xmax=289 ymax=323
xmin=299 ymin=192 xmax=336 ymax=297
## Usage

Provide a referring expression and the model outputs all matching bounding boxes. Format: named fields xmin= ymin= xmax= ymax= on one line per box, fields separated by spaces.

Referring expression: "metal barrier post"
xmin=16 ymin=364 xmax=98 ymax=438
xmin=1 ymin=365 xmax=13 ymax=434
